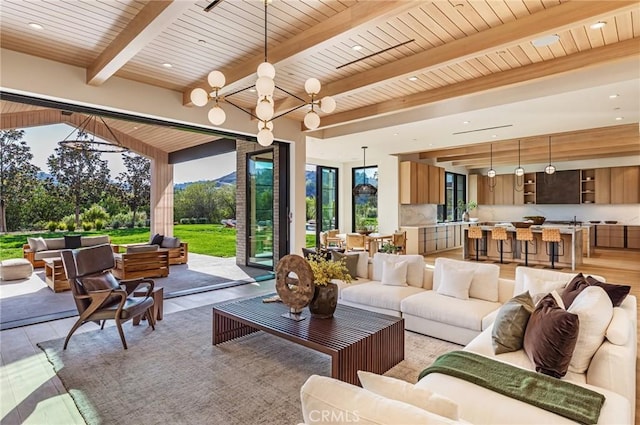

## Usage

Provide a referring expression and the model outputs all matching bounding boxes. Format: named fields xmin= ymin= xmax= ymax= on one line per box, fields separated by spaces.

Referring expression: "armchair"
xmin=60 ymin=243 xmax=156 ymax=350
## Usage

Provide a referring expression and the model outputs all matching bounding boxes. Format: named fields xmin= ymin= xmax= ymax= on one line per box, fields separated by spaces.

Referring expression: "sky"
xmin=22 ymin=124 xmax=236 ymax=184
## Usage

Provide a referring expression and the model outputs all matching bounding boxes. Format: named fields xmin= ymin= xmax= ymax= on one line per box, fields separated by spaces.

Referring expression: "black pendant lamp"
xmin=353 ymin=146 xmax=377 ymax=196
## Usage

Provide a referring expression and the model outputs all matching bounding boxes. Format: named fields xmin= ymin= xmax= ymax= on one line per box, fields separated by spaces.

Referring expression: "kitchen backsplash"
xmin=474 ymin=204 xmax=640 ymax=225
xmin=400 ymin=204 xmax=438 ymax=226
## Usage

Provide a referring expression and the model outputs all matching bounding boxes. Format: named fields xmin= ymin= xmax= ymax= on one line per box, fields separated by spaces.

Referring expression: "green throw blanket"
xmin=419 ymin=351 xmax=605 ymax=424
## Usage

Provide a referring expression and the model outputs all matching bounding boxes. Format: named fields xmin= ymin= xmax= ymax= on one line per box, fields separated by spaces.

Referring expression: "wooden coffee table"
xmin=212 ymin=295 xmax=404 ymax=385
xmin=43 ymin=257 xmax=70 ymax=292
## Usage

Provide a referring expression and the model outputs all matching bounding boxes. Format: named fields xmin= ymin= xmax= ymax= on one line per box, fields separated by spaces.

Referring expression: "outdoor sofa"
xmin=23 ymin=235 xmax=111 ymax=268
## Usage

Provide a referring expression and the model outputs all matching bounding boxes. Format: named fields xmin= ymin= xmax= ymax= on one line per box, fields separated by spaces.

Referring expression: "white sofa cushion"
xmin=401 ymin=291 xmax=501 ymax=332
xmin=301 ymin=375 xmax=465 ymax=425
xmin=567 ymin=286 xmax=613 ymax=374
xmin=357 ymin=371 xmax=459 ymax=420
xmin=436 ymin=265 xmax=473 ymax=300
xmin=381 ymin=260 xmax=409 ymax=286
xmin=354 ymin=251 xmax=369 ymax=279
xmin=44 ymin=238 xmax=65 ymax=250
xmin=514 ymin=267 xmax=605 ymax=297
xmin=373 ymin=253 xmax=424 ymax=288
xmin=433 ymin=258 xmax=499 ymax=302
xmin=341 ymin=282 xmax=423 ymax=312
xmin=27 ymin=237 xmax=48 ymax=252
xmin=605 ymin=307 xmax=630 ymax=345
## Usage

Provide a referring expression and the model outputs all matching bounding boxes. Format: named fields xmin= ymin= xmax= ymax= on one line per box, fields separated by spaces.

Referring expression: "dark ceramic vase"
xmin=308 ymin=282 xmax=338 ymax=319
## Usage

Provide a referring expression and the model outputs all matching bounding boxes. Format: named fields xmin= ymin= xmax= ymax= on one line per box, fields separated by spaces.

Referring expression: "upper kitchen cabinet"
xmin=399 ymin=161 xmax=444 ymax=205
xmin=610 ymin=166 xmax=640 ymax=204
xmin=536 ymin=170 xmax=580 ymax=204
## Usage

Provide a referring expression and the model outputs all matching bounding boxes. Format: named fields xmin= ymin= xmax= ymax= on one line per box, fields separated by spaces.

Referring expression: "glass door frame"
xmin=245 ymin=148 xmax=275 ymax=269
xmin=314 ymin=165 xmax=339 ymax=248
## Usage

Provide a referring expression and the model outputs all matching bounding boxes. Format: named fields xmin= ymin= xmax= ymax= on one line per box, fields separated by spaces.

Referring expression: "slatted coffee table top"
xmin=213 ymin=295 xmax=402 ymax=350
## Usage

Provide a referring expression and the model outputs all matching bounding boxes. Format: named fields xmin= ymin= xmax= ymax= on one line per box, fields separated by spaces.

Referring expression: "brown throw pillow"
xmin=585 ymin=275 xmax=630 ymax=307
xmin=560 ymin=273 xmax=589 ymax=308
xmin=64 ymin=235 xmax=82 ymax=249
xmin=81 ymin=272 xmax=122 ymax=307
xmin=331 ymin=251 xmax=359 ymax=280
xmin=492 ymin=291 xmax=535 ymax=354
xmin=523 ymin=293 xmax=579 ymax=378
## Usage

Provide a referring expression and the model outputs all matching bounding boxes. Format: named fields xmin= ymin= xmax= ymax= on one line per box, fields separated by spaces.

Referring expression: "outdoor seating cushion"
xmin=341 ymin=281 xmax=424 ymax=312
xmin=401 ymin=291 xmax=501 ymax=332
xmin=126 ymin=244 xmax=159 ymax=254
xmin=0 ymin=258 xmax=34 ymax=281
xmin=161 ymin=236 xmax=181 ymax=248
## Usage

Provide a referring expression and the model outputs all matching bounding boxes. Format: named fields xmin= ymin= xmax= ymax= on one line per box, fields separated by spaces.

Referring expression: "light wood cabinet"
xmin=627 ymin=226 xmax=640 ymax=249
xmin=595 ymin=168 xmax=611 ymax=204
xmin=399 ymin=161 xmax=444 ymax=205
xmin=596 ymin=225 xmax=624 ymax=248
xmin=610 ymin=166 xmax=640 ymax=204
xmin=476 ymin=175 xmax=494 ymax=205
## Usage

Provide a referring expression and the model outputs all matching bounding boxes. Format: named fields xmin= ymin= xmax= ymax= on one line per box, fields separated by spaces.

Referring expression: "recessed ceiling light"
xmin=463 ymin=121 xmax=470 ymax=125
xmin=615 ymin=117 xmax=624 ymax=121
xmin=408 ymin=76 xmax=419 ymax=81
xmin=352 ymin=45 xmax=363 ymax=51
xmin=162 ymin=63 xmax=173 ymax=68
xmin=531 ymin=34 xmax=560 ymax=47
xmin=609 ymin=94 xmax=619 ymax=99
xmin=590 ymin=21 xmax=607 ymax=30
xmin=249 ymin=88 xmax=256 ymax=93
xmin=393 ymin=133 xmax=399 ymax=136
xmin=28 ymin=22 xmax=43 ymax=30
xmin=491 ymin=135 xmax=497 ymax=138
xmin=429 ymin=143 xmax=433 ymax=146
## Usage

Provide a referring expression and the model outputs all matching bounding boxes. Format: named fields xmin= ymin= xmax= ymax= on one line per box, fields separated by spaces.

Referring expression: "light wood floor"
xmin=1 ymin=248 xmax=638 ymax=424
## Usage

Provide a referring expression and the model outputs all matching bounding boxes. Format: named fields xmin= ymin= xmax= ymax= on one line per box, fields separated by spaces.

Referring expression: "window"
xmin=437 ymin=172 xmax=467 ymax=222
xmin=352 ymin=166 xmax=378 ymax=232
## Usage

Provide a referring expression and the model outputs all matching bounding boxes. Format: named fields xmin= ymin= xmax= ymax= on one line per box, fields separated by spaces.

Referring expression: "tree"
xmin=116 ymin=153 xmax=151 ymax=228
xmin=0 ymin=130 xmax=40 ymax=232
xmin=47 ymin=146 xmax=111 ymax=226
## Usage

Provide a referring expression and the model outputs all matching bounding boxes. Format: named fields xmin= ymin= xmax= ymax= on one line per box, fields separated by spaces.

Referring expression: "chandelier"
xmin=58 ymin=114 xmax=128 ymax=153
xmin=487 ymin=144 xmax=496 ymax=192
xmin=352 ymin=146 xmax=377 ymax=196
xmin=190 ymin=0 xmax=336 ymax=147
xmin=514 ymin=139 xmax=525 ymax=191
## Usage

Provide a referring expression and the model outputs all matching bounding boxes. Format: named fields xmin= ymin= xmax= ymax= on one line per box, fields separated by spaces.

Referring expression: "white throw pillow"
xmin=435 ymin=264 xmax=473 ymax=300
xmin=373 ymin=253 xmax=425 ymax=287
xmin=605 ymin=307 xmax=630 ymax=346
xmin=355 ymin=251 xmax=369 ymax=279
xmin=28 ymin=237 xmax=48 ymax=252
xmin=357 ymin=371 xmax=459 ymax=420
xmin=381 ymin=260 xmax=408 ymax=286
xmin=567 ymin=286 xmax=613 ymax=373
xmin=522 ymin=274 xmax=567 ymax=297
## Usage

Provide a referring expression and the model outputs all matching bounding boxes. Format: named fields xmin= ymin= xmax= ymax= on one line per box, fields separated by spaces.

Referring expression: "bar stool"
xmin=542 ymin=228 xmax=563 ymax=269
xmin=515 ymin=228 xmax=535 ymax=267
xmin=468 ymin=226 xmax=484 ymax=261
xmin=491 ymin=227 xmax=511 ymax=264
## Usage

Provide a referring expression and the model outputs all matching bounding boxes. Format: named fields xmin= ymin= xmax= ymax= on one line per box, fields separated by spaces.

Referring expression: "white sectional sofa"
xmin=340 ymin=254 xmax=513 ymax=345
xmin=301 ymin=256 xmax=636 ymax=424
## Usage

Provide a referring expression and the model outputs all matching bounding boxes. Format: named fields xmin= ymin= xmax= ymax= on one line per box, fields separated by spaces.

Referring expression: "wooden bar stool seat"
xmin=542 ymin=228 xmax=563 ymax=269
xmin=515 ymin=228 xmax=535 ymax=267
xmin=491 ymin=227 xmax=511 ymax=264
xmin=468 ymin=226 xmax=485 ymax=261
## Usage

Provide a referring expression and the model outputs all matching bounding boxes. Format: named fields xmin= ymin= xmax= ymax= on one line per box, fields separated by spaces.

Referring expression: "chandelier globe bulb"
xmin=257 ymin=129 xmax=274 ymax=146
xmin=207 ymin=70 xmax=226 ymax=89
xmin=304 ymin=111 xmax=321 ymax=130
xmin=304 ymin=78 xmax=321 ymax=95
xmin=257 ymin=62 xmax=276 ymax=79
xmin=320 ymin=96 xmax=336 ymax=113
xmin=190 ymin=88 xmax=209 ymax=107
xmin=207 ymin=106 xmax=226 ymax=125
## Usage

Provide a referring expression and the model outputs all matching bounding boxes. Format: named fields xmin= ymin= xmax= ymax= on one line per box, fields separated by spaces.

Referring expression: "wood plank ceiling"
xmin=0 ymin=0 xmax=638 ymax=160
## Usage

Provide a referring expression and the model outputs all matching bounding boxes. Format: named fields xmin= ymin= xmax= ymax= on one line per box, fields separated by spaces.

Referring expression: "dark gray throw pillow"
xmin=150 ymin=233 xmax=164 ymax=246
xmin=331 ymin=251 xmax=359 ymax=280
xmin=492 ymin=291 xmax=535 ymax=354
xmin=64 ymin=235 xmax=82 ymax=249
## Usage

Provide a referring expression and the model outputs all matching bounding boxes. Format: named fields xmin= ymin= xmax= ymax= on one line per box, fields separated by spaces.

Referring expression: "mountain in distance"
xmin=174 ymin=171 xmax=236 ymax=190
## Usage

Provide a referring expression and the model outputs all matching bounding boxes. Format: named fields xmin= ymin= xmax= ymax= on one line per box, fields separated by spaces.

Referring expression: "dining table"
xmin=336 ymin=233 xmax=393 ymax=256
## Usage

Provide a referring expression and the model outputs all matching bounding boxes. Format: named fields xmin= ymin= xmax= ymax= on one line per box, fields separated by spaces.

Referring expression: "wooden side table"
xmin=43 ymin=258 xmax=70 ymax=292
xmin=133 ymin=286 xmax=163 ymax=326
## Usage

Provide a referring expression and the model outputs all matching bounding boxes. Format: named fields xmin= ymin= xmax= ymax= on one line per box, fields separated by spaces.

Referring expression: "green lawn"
xmin=0 ymin=225 xmax=238 ymax=261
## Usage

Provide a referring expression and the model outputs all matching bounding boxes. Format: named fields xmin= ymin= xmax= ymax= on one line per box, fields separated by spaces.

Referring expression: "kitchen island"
xmin=463 ymin=225 xmax=584 ymax=270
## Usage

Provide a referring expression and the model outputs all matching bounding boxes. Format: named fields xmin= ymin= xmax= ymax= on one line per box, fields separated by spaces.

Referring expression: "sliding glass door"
xmin=315 ymin=166 xmax=339 ymax=245
xmin=247 ymin=150 xmax=274 ymax=268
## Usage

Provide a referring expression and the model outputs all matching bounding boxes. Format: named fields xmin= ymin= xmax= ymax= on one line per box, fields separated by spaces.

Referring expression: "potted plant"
xmin=306 ymin=254 xmax=352 ymax=318
xmin=379 ymin=241 xmax=400 ymax=254
xmin=457 ymin=200 xmax=478 ymax=222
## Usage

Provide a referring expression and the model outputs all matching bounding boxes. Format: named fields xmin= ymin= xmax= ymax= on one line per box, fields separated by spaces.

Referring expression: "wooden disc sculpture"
xmin=275 ymin=254 xmax=315 ymax=314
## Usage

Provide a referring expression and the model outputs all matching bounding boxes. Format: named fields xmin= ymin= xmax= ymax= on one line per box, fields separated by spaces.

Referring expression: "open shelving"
xmin=523 ymin=172 xmax=536 ymax=204
xmin=581 ymin=169 xmax=596 ymax=204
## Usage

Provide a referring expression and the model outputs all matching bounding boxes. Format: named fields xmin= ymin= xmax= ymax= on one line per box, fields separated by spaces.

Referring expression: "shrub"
xmin=62 ymin=215 xmax=76 ymax=232
xmin=82 ymin=222 xmax=93 ymax=231
xmin=46 ymin=221 xmax=58 ymax=232
xmin=95 ymin=219 xmax=104 ymax=231
xmin=110 ymin=219 xmax=122 ymax=229
xmin=82 ymin=204 xmax=110 ymax=222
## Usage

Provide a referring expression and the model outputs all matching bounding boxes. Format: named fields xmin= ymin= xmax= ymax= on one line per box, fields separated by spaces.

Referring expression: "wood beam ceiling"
xmin=287 ymin=0 xmax=638 ymax=122
xmin=87 ymin=1 xmax=192 ymax=86
xmin=316 ymin=38 xmax=640 ymax=129
xmin=181 ymin=0 xmax=420 ymax=106
xmin=416 ymin=124 xmax=640 ymax=169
